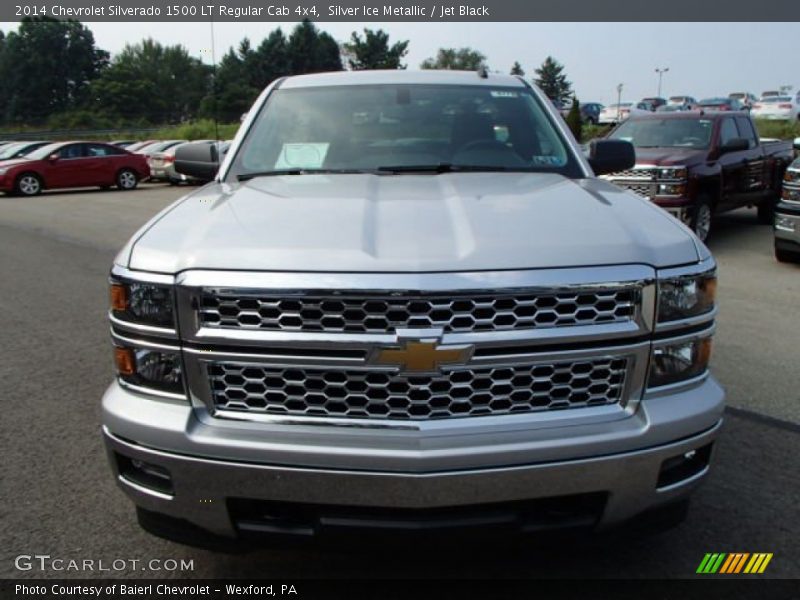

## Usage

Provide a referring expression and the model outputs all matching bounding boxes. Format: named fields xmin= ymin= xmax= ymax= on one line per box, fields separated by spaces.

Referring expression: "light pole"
xmin=655 ymin=67 xmax=669 ymax=98
xmin=616 ymin=83 xmax=623 ymax=122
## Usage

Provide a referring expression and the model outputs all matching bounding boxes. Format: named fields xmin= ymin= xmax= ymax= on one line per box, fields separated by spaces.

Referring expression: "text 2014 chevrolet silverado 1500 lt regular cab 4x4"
xmin=102 ymin=70 xmax=724 ymax=545
xmin=602 ymin=112 xmax=792 ymax=242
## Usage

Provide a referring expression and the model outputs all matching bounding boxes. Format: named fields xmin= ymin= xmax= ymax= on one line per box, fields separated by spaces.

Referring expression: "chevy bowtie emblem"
xmin=372 ymin=340 xmax=474 ymax=373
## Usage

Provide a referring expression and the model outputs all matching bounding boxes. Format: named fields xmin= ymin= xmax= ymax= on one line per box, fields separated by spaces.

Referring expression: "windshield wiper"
xmin=376 ymin=163 xmax=514 ymax=174
xmin=237 ymin=168 xmax=373 ymax=181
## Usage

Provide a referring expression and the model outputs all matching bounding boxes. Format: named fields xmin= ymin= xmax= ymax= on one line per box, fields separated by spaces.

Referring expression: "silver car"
xmin=103 ymin=70 xmax=723 ymax=545
xmin=149 ymin=140 xmax=229 ymax=184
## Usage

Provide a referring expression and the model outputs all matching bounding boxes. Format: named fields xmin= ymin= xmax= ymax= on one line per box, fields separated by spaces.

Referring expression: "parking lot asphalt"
xmin=0 ymin=184 xmax=798 ymax=579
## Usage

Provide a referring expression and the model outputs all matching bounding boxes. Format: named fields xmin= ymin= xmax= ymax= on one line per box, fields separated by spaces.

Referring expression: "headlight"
xmin=784 ymin=169 xmax=799 ymax=183
xmin=782 ymin=186 xmax=800 ymax=202
xmin=657 ymin=270 xmax=717 ymax=323
xmin=114 ymin=345 xmax=184 ymax=395
xmin=110 ymin=279 xmax=175 ymax=328
xmin=649 ymin=336 xmax=712 ymax=387
xmin=659 ymin=167 xmax=687 ymax=180
xmin=0 ymin=168 xmax=7 ymax=176
xmin=657 ymin=183 xmax=687 ymax=196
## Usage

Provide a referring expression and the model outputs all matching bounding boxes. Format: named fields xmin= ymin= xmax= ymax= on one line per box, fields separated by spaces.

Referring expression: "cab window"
xmin=734 ymin=117 xmax=757 ymax=149
xmin=718 ymin=118 xmax=739 ymax=147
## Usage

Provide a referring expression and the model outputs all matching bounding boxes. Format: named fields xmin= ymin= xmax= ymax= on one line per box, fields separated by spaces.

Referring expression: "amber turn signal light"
xmin=114 ymin=347 xmax=135 ymax=376
xmin=110 ymin=283 xmax=128 ymax=311
xmin=697 ymin=337 xmax=713 ymax=366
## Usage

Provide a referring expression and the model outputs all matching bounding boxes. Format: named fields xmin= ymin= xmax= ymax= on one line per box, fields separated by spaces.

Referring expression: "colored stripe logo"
xmin=697 ymin=553 xmax=773 ymax=574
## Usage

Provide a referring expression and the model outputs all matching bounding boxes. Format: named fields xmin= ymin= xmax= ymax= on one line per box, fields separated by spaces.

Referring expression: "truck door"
xmin=716 ymin=117 xmax=749 ymax=210
xmin=735 ymin=116 xmax=768 ymax=202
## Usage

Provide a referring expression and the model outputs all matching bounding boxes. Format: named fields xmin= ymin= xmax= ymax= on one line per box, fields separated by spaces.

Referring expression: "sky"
xmin=1 ymin=21 xmax=797 ymax=105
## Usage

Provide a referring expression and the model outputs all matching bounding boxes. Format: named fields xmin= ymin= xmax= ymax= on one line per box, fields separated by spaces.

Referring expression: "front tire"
xmin=116 ymin=169 xmax=138 ymax=191
xmin=15 ymin=173 xmax=43 ymax=196
xmin=691 ymin=196 xmax=713 ymax=242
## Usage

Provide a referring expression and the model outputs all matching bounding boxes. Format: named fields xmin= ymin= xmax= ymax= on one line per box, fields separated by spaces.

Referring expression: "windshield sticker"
xmin=490 ymin=90 xmax=518 ymax=98
xmin=531 ymin=155 xmax=565 ymax=166
xmin=275 ymin=143 xmax=329 ymax=169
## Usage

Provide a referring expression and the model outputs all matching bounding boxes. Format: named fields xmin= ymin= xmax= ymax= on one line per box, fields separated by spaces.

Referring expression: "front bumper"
xmin=103 ymin=375 xmax=724 ymax=539
xmin=775 ymin=202 xmax=800 ymax=249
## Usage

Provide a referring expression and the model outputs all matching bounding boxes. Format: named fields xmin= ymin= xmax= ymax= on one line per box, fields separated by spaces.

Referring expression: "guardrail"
xmin=0 ymin=127 xmax=163 ymax=141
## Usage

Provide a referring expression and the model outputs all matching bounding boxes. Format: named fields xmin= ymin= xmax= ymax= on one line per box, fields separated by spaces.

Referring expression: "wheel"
xmin=757 ymin=198 xmax=775 ymax=224
xmin=116 ymin=169 xmax=138 ymax=191
xmin=15 ymin=173 xmax=43 ymax=196
xmin=775 ymin=245 xmax=800 ymax=263
xmin=691 ymin=196 xmax=713 ymax=242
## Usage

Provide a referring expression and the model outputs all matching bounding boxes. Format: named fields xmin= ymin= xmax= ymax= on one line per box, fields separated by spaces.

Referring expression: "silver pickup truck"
xmin=102 ymin=70 xmax=724 ymax=546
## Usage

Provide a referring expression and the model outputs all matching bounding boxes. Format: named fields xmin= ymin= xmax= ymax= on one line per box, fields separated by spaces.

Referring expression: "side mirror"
xmin=48 ymin=154 xmax=59 ymax=162
xmin=793 ymin=137 xmax=800 ymax=151
xmin=719 ymin=138 xmax=749 ymax=154
xmin=174 ymin=143 xmax=220 ymax=181
xmin=588 ymin=139 xmax=635 ymax=176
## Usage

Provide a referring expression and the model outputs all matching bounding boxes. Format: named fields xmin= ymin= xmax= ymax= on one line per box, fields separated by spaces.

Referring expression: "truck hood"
xmin=631 ymin=147 xmax=707 ymax=167
xmin=124 ymin=173 xmax=700 ymax=273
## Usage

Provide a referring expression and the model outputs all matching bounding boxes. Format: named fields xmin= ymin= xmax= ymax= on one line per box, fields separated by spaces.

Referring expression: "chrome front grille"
xmin=198 ymin=289 xmax=638 ymax=333
xmin=616 ymin=182 xmax=655 ymax=199
xmin=608 ymin=167 xmax=657 ymax=180
xmin=207 ymin=358 xmax=629 ymax=421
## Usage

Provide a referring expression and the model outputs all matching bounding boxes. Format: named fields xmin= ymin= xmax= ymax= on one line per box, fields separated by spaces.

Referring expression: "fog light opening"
xmin=657 ymin=443 xmax=713 ymax=489
xmin=116 ymin=453 xmax=174 ymax=496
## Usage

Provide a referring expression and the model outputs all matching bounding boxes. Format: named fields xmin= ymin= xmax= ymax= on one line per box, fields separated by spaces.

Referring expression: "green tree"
xmin=510 ymin=61 xmax=525 ymax=76
xmin=565 ymin=96 xmax=582 ymax=141
xmin=344 ymin=28 xmax=409 ymax=70
xmin=420 ymin=47 xmax=487 ymax=70
xmin=287 ymin=19 xmax=342 ymax=75
xmin=91 ymin=38 xmax=210 ymax=124
xmin=0 ymin=17 xmax=108 ymax=124
xmin=252 ymin=29 xmax=290 ymax=88
xmin=200 ymin=46 xmax=259 ymax=123
xmin=534 ymin=56 xmax=572 ymax=103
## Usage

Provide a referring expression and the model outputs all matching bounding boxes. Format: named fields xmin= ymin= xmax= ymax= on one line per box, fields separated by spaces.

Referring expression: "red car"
xmin=0 ymin=141 xmax=150 ymax=196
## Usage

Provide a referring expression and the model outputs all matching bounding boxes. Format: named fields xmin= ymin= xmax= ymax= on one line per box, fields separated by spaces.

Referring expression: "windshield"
xmin=609 ymin=118 xmax=714 ymax=149
xmin=229 ymin=84 xmax=582 ymax=179
xmin=25 ymin=143 xmax=65 ymax=160
xmin=0 ymin=143 xmax=26 ymax=159
xmin=762 ymin=97 xmax=791 ymax=103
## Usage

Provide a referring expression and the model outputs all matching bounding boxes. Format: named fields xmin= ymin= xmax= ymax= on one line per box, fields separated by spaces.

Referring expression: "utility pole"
xmin=655 ymin=67 xmax=669 ymax=98
xmin=616 ymin=83 xmax=623 ymax=122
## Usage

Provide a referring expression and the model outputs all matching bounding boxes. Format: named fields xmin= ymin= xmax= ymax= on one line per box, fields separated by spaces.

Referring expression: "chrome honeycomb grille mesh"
xmin=606 ymin=167 xmax=657 ymax=180
xmin=199 ymin=289 xmax=638 ymax=333
xmin=617 ymin=182 xmax=655 ymax=199
xmin=207 ymin=358 xmax=629 ymax=420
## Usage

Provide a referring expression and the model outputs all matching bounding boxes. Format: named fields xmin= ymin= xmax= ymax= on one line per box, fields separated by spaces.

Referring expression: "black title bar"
xmin=4 ymin=0 xmax=800 ymax=22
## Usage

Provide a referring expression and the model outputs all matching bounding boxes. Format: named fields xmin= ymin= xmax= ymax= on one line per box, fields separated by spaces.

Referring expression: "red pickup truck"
xmin=602 ymin=112 xmax=793 ymax=241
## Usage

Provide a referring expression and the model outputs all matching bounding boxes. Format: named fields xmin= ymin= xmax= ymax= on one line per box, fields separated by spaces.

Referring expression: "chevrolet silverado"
xmin=603 ymin=111 xmax=792 ymax=241
xmin=102 ymin=70 xmax=724 ymax=546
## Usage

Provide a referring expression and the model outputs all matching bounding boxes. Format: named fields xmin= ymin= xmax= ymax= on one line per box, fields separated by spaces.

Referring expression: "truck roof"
xmin=279 ymin=69 xmax=527 ymax=89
